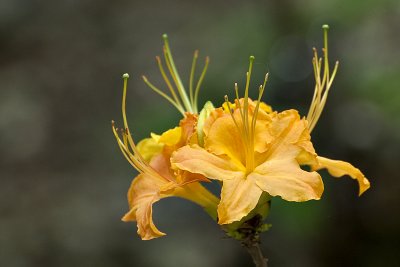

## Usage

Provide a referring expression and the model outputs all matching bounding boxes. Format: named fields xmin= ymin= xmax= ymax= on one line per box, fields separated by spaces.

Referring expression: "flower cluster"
xmin=112 ymin=26 xmax=370 ymax=240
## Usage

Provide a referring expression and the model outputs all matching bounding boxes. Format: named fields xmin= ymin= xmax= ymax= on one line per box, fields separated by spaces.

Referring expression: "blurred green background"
xmin=1 ymin=0 xmax=399 ymax=266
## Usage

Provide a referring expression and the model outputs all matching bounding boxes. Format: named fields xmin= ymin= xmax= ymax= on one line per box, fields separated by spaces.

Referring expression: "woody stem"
xmin=242 ymin=234 xmax=268 ymax=267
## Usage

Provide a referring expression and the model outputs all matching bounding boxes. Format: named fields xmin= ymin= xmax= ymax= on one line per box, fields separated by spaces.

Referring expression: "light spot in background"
xmin=332 ymin=100 xmax=383 ymax=150
xmin=269 ymin=35 xmax=312 ymax=82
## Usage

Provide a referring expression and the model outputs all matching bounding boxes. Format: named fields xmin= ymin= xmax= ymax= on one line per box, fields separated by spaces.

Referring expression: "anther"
xmin=122 ymin=73 xmax=129 ymax=79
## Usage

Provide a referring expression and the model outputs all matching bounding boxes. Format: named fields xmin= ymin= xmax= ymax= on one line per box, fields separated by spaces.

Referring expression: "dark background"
xmin=1 ymin=0 xmax=399 ymax=266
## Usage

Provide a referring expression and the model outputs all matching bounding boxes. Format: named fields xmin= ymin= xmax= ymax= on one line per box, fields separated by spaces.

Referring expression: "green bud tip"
xmin=162 ymin=33 xmax=168 ymax=40
xmin=122 ymin=73 xmax=129 ymax=79
xmin=322 ymin=24 xmax=329 ymax=30
xmin=249 ymin=55 xmax=255 ymax=61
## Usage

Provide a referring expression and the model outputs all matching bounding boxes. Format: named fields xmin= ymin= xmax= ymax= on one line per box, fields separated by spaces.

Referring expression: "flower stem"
xmin=242 ymin=238 xmax=268 ymax=267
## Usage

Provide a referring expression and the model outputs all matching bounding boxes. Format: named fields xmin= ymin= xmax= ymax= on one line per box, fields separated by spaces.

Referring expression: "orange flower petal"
xmin=171 ymin=145 xmax=245 ymax=181
xmin=313 ymin=156 xmax=371 ymax=196
xmin=253 ymin=145 xmax=323 ymax=201
xmin=217 ymin=175 xmax=263 ymax=224
xmin=122 ymin=173 xmax=174 ymax=240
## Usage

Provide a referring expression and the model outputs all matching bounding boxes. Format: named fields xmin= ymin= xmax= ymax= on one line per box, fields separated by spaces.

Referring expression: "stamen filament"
xmin=251 ymin=73 xmax=269 ymax=133
xmin=162 ymin=34 xmax=193 ymax=113
xmin=142 ymin=35 xmax=209 ymax=115
xmin=156 ymin=56 xmax=184 ymax=110
xmin=224 ymin=95 xmax=241 ymax=131
xmin=226 ymin=57 xmax=269 ymax=174
xmin=115 ymin=75 xmax=173 ymax=181
xmin=307 ymin=25 xmax=339 ymax=133
xmin=189 ymin=50 xmax=199 ymax=108
xmin=142 ymin=75 xmax=186 ymax=115
xmin=193 ymin=56 xmax=210 ymax=114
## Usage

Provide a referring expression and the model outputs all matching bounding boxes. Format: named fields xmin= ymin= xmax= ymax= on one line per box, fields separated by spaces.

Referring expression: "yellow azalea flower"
xmin=112 ymin=74 xmax=218 ymax=240
xmin=171 ymin=25 xmax=370 ymax=225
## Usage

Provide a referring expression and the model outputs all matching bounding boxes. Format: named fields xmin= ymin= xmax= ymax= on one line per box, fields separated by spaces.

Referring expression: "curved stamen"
xmin=307 ymin=25 xmax=339 ymax=132
xmin=142 ymin=35 xmax=210 ymax=115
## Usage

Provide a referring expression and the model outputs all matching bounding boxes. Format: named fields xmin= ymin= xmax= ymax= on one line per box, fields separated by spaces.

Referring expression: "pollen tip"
xmin=111 ymin=120 xmax=115 ymax=125
xmin=141 ymin=75 xmax=147 ymax=81
xmin=122 ymin=73 xmax=129 ymax=79
xmin=194 ymin=50 xmax=199 ymax=56
xmin=322 ymin=24 xmax=329 ymax=30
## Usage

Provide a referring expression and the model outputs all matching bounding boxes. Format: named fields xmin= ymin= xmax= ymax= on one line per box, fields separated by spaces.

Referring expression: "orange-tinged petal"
xmin=122 ymin=167 xmax=216 ymax=240
xmin=179 ymin=113 xmax=197 ymax=145
xmin=171 ymin=145 xmax=245 ymax=181
xmin=122 ymin=173 xmax=174 ymax=240
xmin=253 ymin=145 xmax=323 ymax=201
xmin=218 ymin=175 xmax=263 ymax=224
xmin=313 ymin=156 xmax=371 ymax=196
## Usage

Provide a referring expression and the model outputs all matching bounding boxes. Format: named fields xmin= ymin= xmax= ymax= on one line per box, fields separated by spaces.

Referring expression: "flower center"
xmin=225 ymin=56 xmax=269 ymax=174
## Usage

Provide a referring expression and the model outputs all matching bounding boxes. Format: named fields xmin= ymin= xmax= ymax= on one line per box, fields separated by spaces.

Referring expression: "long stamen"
xmin=156 ymin=56 xmax=184 ymax=110
xmin=243 ymin=56 xmax=255 ymax=139
xmin=162 ymin=34 xmax=193 ymax=113
xmin=143 ymin=35 xmax=209 ymax=115
xmin=225 ymin=95 xmax=240 ymax=131
xmin=307 ymin=24 xmax=339 ymax=132
xmin=189 ymin=50 xmax=199 ymax=108
xmin=122 ymin=74 xmax=130 ymax=131
xmin=252 ymin=73 xmax=269 ymax=133
xmin=142 ymin=75 xmax=186 ymax=115
xmin=115 ymin=76 xmax=172 ymax=181
xmin=193 ymin=56 xmax=210 ymax=113
xmin=227 ymin=57 xmax=269 ymax=174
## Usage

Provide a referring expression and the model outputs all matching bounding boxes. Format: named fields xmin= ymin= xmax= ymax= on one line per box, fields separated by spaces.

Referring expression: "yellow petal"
xmin=313 ymin=156 xmax=371 ymax=196
xmin=217 ymin=175 xmax=263 ymax=224
xmin=159 ymin=126 xmax=182 ymax=146
xmin=171 ymin=145 xmax=245 ymax=181
xmin=258 ymin=101 xmax=273 ymax=113
xmin=253 ymin=145 xmax=324 ymax=201
xmin=136 ymin=137 xmax=164 ymax=162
